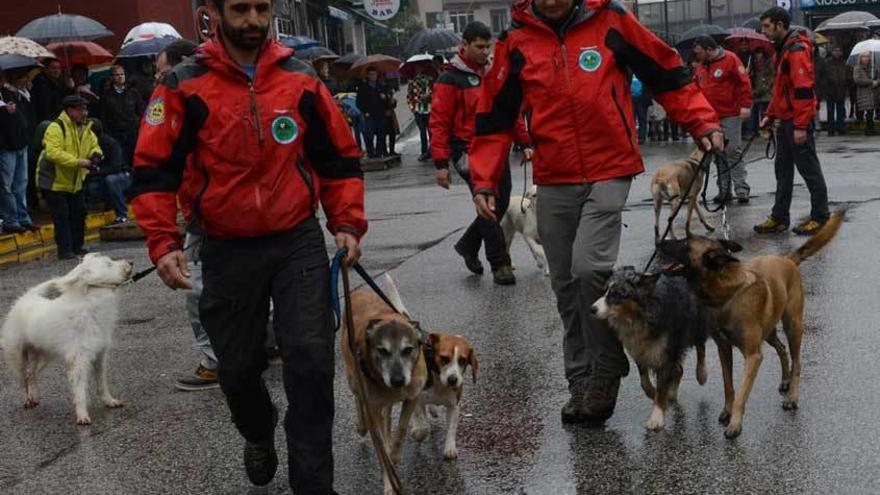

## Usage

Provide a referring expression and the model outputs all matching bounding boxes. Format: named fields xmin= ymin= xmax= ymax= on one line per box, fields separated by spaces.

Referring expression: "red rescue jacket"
xmin=429 ymin=51 xmax=530 ymax=165
xmin=131 ymin=37 xmax=366 ymax=263
xmin=694 ymin=49 xmax=753 ymax=118
xmin=469 ymin=0 xmax=720 ymax=193
xmin=766 ymin=28 xmax=816 ymax=129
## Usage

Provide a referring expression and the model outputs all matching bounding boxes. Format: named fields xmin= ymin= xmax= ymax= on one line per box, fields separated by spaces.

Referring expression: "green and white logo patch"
xmin=467 ymin=75 xmax=480 ymax=86
xmin=271 ymin=116 xmax=298 ymax=145
xmin=578 ymin=49 xmax=602 ymax=72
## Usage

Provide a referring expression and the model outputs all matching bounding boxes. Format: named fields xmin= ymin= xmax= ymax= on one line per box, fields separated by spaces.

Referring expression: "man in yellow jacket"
xmin=37 ymin=95 xmax=103 ymax=260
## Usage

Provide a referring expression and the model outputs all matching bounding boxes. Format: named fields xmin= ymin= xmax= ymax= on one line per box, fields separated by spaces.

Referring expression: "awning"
xmin=328 ymin=6 xmax=351 ymax=21
xmin=343 ymin=6 xmax=388 ymax=29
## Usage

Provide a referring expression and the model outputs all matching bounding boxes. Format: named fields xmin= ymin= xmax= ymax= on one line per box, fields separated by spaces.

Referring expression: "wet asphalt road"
xmin=1 ymin=132 xmax=879 ymax=495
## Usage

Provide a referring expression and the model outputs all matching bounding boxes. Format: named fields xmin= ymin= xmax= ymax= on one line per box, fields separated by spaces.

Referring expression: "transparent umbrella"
xmin=16 ymin=10 xmax=113 ymax=44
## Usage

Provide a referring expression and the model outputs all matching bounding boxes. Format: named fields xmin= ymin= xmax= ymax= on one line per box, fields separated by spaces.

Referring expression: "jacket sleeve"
xmin=302 ymin=80 xmax=367 ymax=239
xmin=514 ymin=113 xmax=532 ymax=147
xmin=789 ymin=47 xmax=816 ymax=129
xmin=470 ymin=36 xmax=524 ymax=195
xmin=43 ymin=123 xmax=80 ymax=168
xmin=606 ymin=8 xmax=720 ymax=139
xmin=428 ymin=78 xmax=456 ymax=166
xmin=129 ymin=80 xmax=200 ymax=264
xmin=732 ymin=56 xmax=753 ymax=110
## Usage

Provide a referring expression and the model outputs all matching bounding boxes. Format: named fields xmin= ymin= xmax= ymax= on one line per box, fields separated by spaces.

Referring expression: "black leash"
xmin=520 ymin=155 xmax=531 ymax=214
xmin=130 ymin=238 xmax=200 ymax=283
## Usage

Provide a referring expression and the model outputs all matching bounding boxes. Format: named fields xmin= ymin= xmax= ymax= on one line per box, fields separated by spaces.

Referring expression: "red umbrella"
xmin=724 ymin=28 xmax=772 ymax=53
xmin=47 ymin=41 xmax=113 ymax=67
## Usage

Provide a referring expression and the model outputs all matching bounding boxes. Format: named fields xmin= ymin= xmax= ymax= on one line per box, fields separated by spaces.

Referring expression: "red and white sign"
xmin=363 ymin=0 xmax=400 ymax=21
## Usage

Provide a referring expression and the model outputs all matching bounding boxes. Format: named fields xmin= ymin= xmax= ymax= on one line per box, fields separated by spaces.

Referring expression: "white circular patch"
xmin=713 ymin=68 xmax=723 ymax=78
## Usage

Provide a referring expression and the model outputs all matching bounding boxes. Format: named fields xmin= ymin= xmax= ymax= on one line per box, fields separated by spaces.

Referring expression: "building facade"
xmin=416 ymin=0 xmax=512 ymax=36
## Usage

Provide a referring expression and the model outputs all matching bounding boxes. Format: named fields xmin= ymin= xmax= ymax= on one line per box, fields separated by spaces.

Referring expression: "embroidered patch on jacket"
xmin=467 ymin=75 xmax=480 ymax=86
xmin=146 ymin=98 xmax=165 ymax=126
xmin=271 ymin=115 xmax=299 ymax=144
xmin=578 ymin=49 xmax=602 ymax=72
xmin=713 ymin=68 xmax=723 ymax=78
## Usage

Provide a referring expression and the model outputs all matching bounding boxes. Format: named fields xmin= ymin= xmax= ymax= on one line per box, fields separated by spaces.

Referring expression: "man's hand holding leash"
xmin=156 ymin=250 xmax=192 ymax=290
xmin=336 ymin=232 xmax=361 ymax=266
xmin=701 ymin=130 xmax=725 ymax=153
xmin=473 ymin=147 xmax=534 ymax=221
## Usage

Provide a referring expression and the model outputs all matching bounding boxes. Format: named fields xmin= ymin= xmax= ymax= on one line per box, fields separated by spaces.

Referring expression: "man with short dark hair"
xmin=357 ymin=66 xmax=386 ymax=158
xmin=431 ymin=21 xmax=533 ymax=285
xmin=1 ymin=69 xmax=39 ymax=234
xmin=31 ymin=59 xmax=71 ymax=123
xmin=469 ymin=0 xmax=722 ymax=425
xmin=131 ymin=0 xmax=364 ymax=491
xmin=101 ymin=65 xmax=144 ymax=168
xmin=693 ymin=35 xmax=753 ymax=204
xmin=754 ymin=6 xmax=830 ymax=236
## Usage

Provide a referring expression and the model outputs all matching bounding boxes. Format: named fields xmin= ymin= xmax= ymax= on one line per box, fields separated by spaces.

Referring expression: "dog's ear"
xmin=468 ymin=348 xmax=479 ymax=384
xmin=366 ymin=319 xmax=382 ymax=339
xmin=428 ymin=332 xmax=441 ymax=347
xmin=702 ymin=248 xmax=739 ymax=270
xmin=719 ymin=239 xmax=743 ymax=253
xmin=637 ymin=272 xmax=661 ymax=293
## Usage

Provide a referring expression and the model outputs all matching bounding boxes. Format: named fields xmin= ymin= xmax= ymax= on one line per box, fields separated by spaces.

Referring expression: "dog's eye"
xmin=401 ymin=346 xmax=414 ymax=357
xmin=377 ymin=348 xmax=391 ymax=357
xmin=440 ymin=356 xmax=451 ymax=365
xmin=458 ymin=357 xmax=467 ymax=367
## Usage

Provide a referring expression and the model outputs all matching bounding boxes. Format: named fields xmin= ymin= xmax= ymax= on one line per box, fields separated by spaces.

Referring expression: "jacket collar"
xmin=513 ymin=0 xmax=610 ymax=38
xmin=197 ymin=35 xmax=294 ymax=81
xmin=448 ymin=49 xmax=486 ymax=76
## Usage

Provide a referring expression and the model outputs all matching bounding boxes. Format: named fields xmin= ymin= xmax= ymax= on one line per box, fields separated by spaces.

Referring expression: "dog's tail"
xmin=376 ymin=273 xmax=410 ymax=318
xmin=787 ymin=210 xmax=845 ymax=266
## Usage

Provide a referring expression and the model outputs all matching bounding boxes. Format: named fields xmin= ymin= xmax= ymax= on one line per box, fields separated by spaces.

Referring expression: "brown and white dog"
xmin=651 ymin=147 xmax=714 ymax=241
xmin=659 ymin=211 xmax=844 ymax=438
xmin=341 ymin=275 xmax=427 ymax=495
xmin=410 ymin=333 xmax=478 ymax=459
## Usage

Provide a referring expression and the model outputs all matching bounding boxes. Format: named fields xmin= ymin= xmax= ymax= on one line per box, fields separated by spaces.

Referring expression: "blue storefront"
xmin=800 ymin=0 xmax=880 ymax=28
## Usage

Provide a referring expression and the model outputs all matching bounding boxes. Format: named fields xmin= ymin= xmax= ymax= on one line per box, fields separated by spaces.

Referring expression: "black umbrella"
xmin=117 ymin=36 xmax=178 ymax=59
xmin=16 ymin=12 xmax=113 ymax=44
xmin=334 ymin=53 xmax=365 ymax=66
xmin=0 ymin=53 xmax=41 ymax=71
xmin=295 ymin=46 xmax=339 ymax=62
xmin=742 ymin=17 xmax=760 ymax=31
xmin=676 ymin=25 xmax=730 ymax=50
xmin=404 ymin=29 xmax=462 ymax=56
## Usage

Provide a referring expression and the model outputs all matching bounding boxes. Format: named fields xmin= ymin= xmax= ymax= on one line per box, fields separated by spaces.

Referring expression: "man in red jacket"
xmin=755 ymin=6 xmax=830 ymax=236
xmin=431 ymin=21 xmax=533 ymax=285
xmin=131 ymin=0 xmax=364 ymax=491
xmin=693 ymin=35 xmax=753 ymax=204
xmin=469 ymin=0 xmax=723 ymax=424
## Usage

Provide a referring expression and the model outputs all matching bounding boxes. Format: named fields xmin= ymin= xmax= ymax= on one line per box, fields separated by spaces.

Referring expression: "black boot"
xmin=561 ymin=378 xmax=590 ymax=424
xmin=454 ymin=243 xmax=484 ymax=275
xmin=243 ymin=406 xmax=279 ymax=486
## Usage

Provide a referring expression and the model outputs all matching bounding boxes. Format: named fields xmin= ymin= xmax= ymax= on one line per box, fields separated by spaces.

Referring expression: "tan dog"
xmin=341 ymin=275 xmax=427 ymax=494
xmin=659 ymin=211 xmax=844 ymax=438
xmin=410 ymin=333 xmax=478 ymax=459
xmin=651 ymin=147 xmax=714 ymax=241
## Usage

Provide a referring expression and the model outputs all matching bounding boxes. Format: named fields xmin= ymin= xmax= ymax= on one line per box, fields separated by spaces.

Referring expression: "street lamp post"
xmin=664 ymin=0 xmax=669 ymax=41
xmin=707 ymin=0 xmax=713 ymax=25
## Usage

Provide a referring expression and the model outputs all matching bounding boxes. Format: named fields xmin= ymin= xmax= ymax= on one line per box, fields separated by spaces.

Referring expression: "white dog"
xmin=500 ymin=185 xmax=549 ymax=276
xmin=1 ymin=253 xmax=133 ymax=425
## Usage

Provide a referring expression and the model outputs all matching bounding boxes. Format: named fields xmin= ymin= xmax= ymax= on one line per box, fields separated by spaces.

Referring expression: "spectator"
xmin=407 ymin=65 xmax=434 ymax=161
xmin=631 ymin=75 xmax=653 ymax=144
xmin=380 ymin=74 xmax=399 ymax=156
xmin=101 ymin=65 xmax=145 ymax=167
xmin=853 ymin=51 xmax=878 ymax=136
xmin=154 ymin=39 xmax=199 ymax=84
xmin=36 ymin=95 xmax=102 ymax=259
xmin=816 ymin=46 xmax=849 ymax=136
xmin=356 ymin=67 xmax=386 ymax=158
xmin=70 ymin=64 xmax=100 ymax=112
xmin=337 ymin=92 xmax=365 ymax=151
xmin=693 ymin=35 xmax=753 ymax=204
xmin=750 ymin=48 xmax=775 ymax=137
xmin=313 ymin=59 xmax=339 ymax=94
xmin=85 ymin=119 xmax=130 ymax=224
xmin=30 ymin=58 xmax=71 ymax=123
xmin=1 ymin=69 xmax=39 ymax=234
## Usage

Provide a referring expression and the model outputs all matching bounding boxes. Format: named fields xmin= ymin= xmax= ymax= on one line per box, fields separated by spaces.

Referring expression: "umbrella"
xmin=724 ymin=28 xmax=772 ymax=53
xmin=122 ymin=22 xmax=182 ymax=47
xmin=295 ymin=46 xmax=339 ymax=62
xmin=117 ymin=36 xmax=179 ymax=58
xmin=16 ymin=12 xmax=113 ymax=44
xmin=404 ymin=29 xmax=462 ymax=56
xmin=742 ymin=17 xmax=760 ymax=31
xmin=48 ymin=41 xmax=113 ymax=67
xmin=0 ymin=54 xmax=41 ymax=71
xmin=676 ymin=25 xmax=729 ymax=50
xmin=279 ymin=36 xmax=319 ymax=50
xmin=847 ymin=39 xmax=880 ymax=68
xmin=816 ymin=11 xmax=877 ymax=33
xmin=399 ymin=53 xmax=436 ymax=78
xmin=348 ymin=54 xmax=402 ymax=78
xmin=334 ymin=53 xmax=365 ymax=66
xmin=0 ymin=36 xmax=54 ymax=58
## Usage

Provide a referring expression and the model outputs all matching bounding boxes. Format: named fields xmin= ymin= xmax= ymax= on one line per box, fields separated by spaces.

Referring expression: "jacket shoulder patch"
xmin=787 ymin=42 xmax=806 ymax=53
xmin=608 ymin=0 xmax=628 ymax=14
xmin=279 ymin=56 xmax=317 ymax=76
xmin=164 ymin=60 xmax=209 ymax=90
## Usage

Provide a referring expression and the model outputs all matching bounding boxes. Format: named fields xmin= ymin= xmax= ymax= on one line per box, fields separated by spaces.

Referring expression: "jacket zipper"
xmin=295 ymin=156 xmax=317 ymax=212
xmin=558 ymin=43 xmax=589 ymax=182
xmin=611 ymin=86 xmax=635 ymax=151
xmin=248 ymin=81 xmax=265 ymax=145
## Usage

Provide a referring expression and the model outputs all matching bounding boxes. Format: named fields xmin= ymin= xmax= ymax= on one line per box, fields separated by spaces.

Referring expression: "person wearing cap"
xmin=36 ymin=95 xmax=102 ymax=260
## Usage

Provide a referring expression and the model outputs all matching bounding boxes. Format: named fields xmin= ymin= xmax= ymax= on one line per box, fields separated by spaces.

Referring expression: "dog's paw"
xmin=723 ymin=424 xmax=742 ymax=439
xmin=718 ymin=410 xmax=731 ymax=426
xmin=23 ymin=398 xmax=39 ymax=409
xmin=782 ymin=398 xmax=799 ymax=411
xmin=76 ymin=415 xmax=92 ymax=426
xmin=696 ymin=365 xmax=708 ymax=386
xmin=778 ymin=380 xmax=791 ymax=394
xmin=104 ymin=398 xmax=124 ymax=409
xmin=646 ymin=407 xmax=665 ymax=430
xmin=705 ymin=225 xmax=716 ymax=233
xmin=443 ymin=446 xmax=458 ymax=460
xmin=411 ymin=426 xmax=430 ymax=442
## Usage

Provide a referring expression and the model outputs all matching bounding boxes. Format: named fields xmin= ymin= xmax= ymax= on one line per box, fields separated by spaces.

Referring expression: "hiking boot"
xmin=175 ymin=365 xmax=219 ymax=392
xmin=712 ymin=192 xmax=731 ymax=205
xmin=58 ymin=252 xmax=76 ymax=260
xmin=492 ymin=265 xmax=516 ymax=285
xmin=792 ymin=218 xmax=825 ymax=236
xmin=244 ymin=406 xmax=279 ymax=486
xmin=454 ymin=244 xmax=483 ymax=275
xmin=111 ymin=217 xmax=128 ymax=225
xmin=737 ymin=196 xmax=750 ymax=204
xmin=753 ymin=217 xmax=788 ymax=234
xmin=22 ymin=224 xmax=41 ymax=232
xmin=561 ymin=378 xmax=590 ymax=424
xmin=580 ymin=375 xmax=621 ymax=423
xmin=74 ymin=248 xmax=90 ymax=256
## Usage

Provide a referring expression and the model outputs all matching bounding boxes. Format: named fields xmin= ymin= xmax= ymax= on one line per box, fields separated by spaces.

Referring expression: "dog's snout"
xmin=590 ymin=304 xmax=599 ymax=315
xmin=447 ymin=375 xmax=459 ymax=387
xmin=390 ymin=376 xmax=406 ymax=388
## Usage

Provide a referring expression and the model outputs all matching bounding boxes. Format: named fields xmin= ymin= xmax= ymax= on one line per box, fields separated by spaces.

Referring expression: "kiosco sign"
xmin=800 ymin=0 xmax=880 ymax=9
xmin=363 ymin=0 xmax=400 ymax=20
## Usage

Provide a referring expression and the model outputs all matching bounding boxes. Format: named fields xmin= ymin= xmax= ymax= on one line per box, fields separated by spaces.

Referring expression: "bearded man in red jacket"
xmin=131 ymin=0 xmax=363 ymax=491
xmin=469 ymin=0 xmax=724 ymax=425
